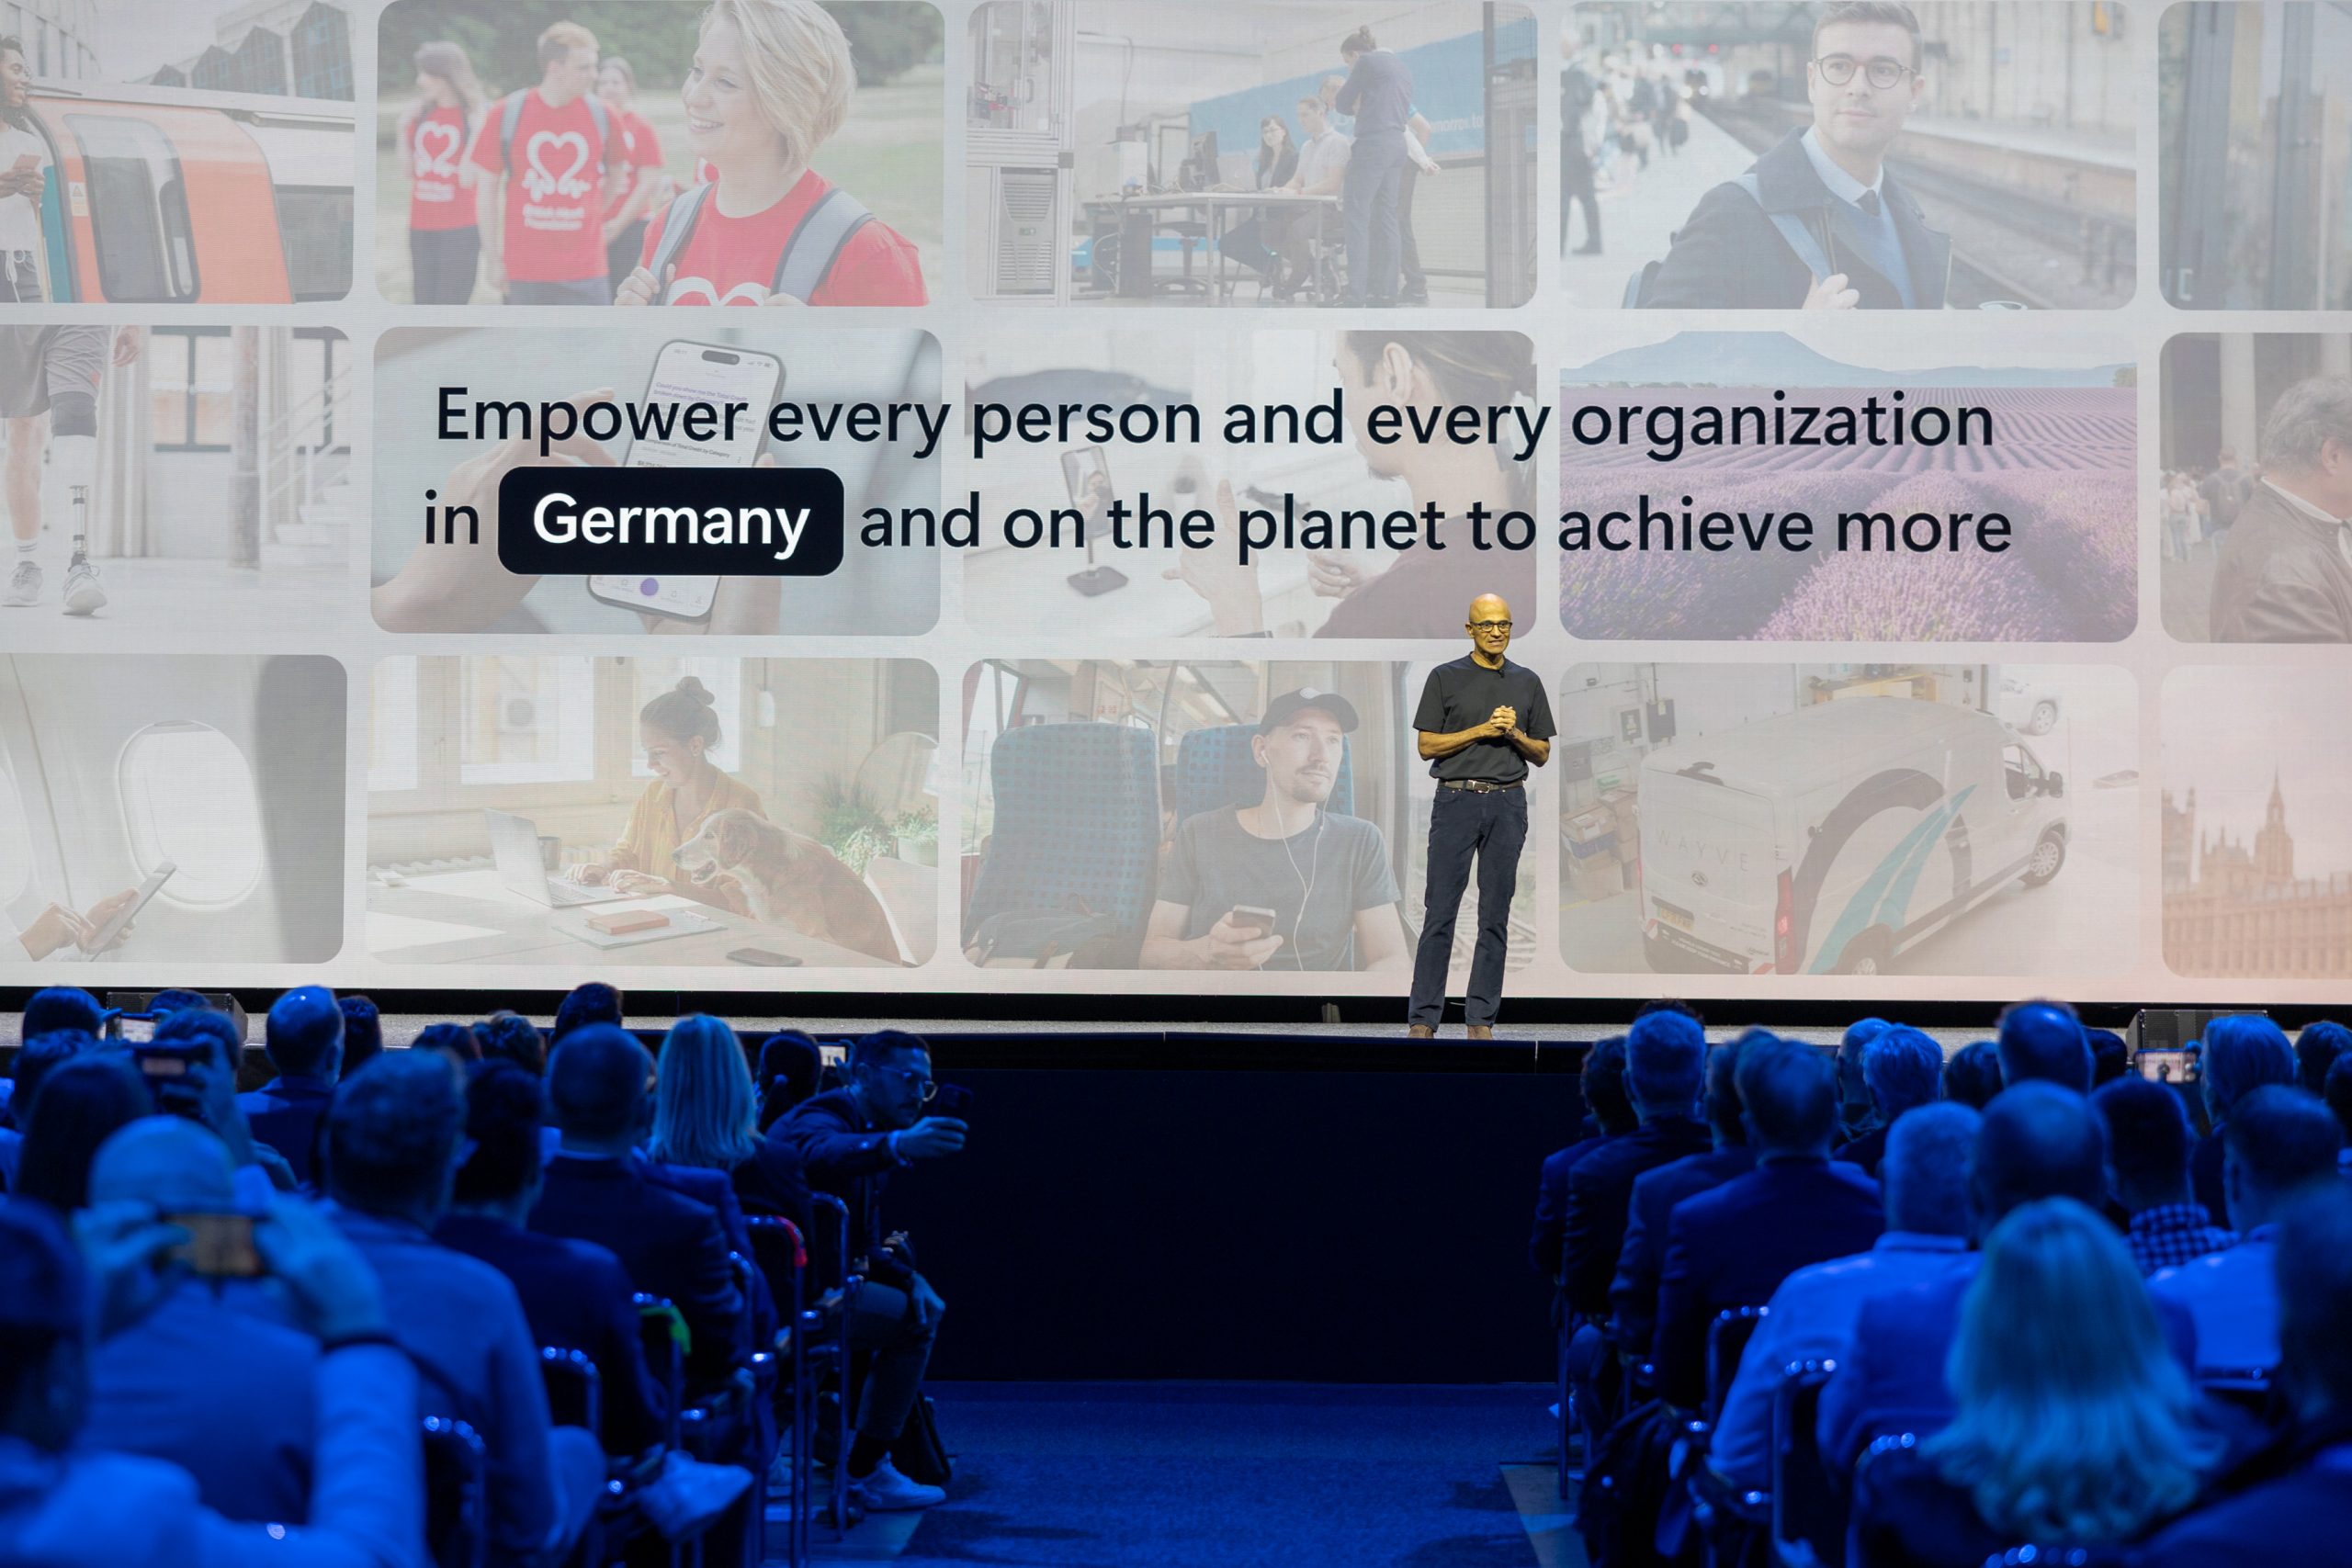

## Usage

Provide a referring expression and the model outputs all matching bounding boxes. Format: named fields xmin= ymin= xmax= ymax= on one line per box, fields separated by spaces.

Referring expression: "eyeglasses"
xmin=1813 ymin=55 xmax=1916 ymax=89
xmin=1469 ymin=620 xmax=1513 ymax=633
xmin=873 ymin=1064 xmax=937 ymax=1102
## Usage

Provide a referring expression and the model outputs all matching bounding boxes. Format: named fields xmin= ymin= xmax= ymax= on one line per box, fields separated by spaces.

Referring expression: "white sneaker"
xmin=5 ymin=559 xmax=38 ymax=606
xmin=62 ymin=556 xmax=104 ymax=616
xmin=854 ymin=1457 xmax=944 ymax=1511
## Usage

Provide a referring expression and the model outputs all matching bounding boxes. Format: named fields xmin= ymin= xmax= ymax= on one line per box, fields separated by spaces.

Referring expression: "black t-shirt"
xmin=1413 ymin=655 xmax=1555 ymax=783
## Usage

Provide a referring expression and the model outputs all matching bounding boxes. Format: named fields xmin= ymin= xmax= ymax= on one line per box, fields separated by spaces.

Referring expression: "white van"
xmin=1634 ymin=696 xmax=2068 ymax=976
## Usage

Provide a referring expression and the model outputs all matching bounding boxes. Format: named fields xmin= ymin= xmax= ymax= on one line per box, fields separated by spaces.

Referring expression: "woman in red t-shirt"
xmin=595 ymin=56 xmax=669 ymax=301
xmin=615 ymin=0 xmax=927 ymax=308
xmin=399 ymin=40 xmax=488 ymax=305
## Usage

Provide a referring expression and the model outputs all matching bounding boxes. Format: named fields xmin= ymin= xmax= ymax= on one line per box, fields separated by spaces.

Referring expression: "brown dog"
xmin=671 ymin=808 xmax=900 ymax=964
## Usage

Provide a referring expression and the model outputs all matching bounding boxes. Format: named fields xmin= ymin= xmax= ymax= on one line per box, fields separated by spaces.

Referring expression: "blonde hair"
xmin=538 ymin=21 xmax=597 ymax=67
xmin=699 ymin=0 xmax=854 ymax=168
xmin=648 ymin=1014 xmax=760 ymax=1170
xmin=1925 ymin=1199 xmax=2221 ymax=1542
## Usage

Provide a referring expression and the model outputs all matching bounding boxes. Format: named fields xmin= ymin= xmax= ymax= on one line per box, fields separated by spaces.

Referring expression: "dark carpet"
xmin=842 ymin=1382 xmax=1549 ymax=1568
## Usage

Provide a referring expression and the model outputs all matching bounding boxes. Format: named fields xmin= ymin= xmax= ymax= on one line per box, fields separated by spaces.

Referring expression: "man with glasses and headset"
xmin=1635 ymin=1 xmax=1951 ymax=310
xmin=777 ymin=1031 xmax=966 ymax=1510
xmin=1408 ymin=593 xmax=1553 ymax=1040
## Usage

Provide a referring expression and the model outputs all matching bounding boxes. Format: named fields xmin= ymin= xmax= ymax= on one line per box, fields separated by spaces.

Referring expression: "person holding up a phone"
xmin=0 ymin=36 xmax=48 ymax=304
xmin=10 ymin=888 xmax=140 ymax=962
xmin=564 ymin=677 xmax=766 ymax=911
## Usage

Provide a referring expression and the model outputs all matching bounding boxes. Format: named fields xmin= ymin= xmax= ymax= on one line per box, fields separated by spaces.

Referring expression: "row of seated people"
xmin=0 ymin=982 xmax=970 ymax=1567
xmin=1532 ymin=1001 xmax=2352 ymax=1568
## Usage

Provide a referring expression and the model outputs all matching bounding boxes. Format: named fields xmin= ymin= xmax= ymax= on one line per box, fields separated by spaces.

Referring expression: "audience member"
xmin=1817 ymin=1082 xmax=2197 ymax=1469
xmin=1529 ymin=1035 xmax=1632 ymax=1286
xmin=336 ymin=994 xmax=383 ymax=1079
xmin=754 ymin=1030 xmax=823 ymax=1133
xmin=1709 ymin=1101 xmax=1977 ymax=1492
xmin=1996 ymin=999 xmax=2093 ymax=1093
xmin=13 ymin=1054 xmax=151 ymax=1213
xmin=779 ymin=1030 xmax=966 ymax=1510
xmin=1653 ymin=1035 xmax=1884 ymax=1409
xmin=235 ymin=986 xmax=344 ymax=1187
xmin=2094 ymin=1076 xmax=2236 ymax=1275
xmin=1559 ymin=1013 xmax=1711 ymax=1318
xmin=1835 ymin=1024 xmax=1941 ymax=1177
xmin=650 ymin=1014 xmax=811 ymax=1235
xmin=2152 ymin=1086 xmax=2343 ymax=1373
xmin=1940 ymin=1041 xmax=2002 ymax=1110
xmin=436 ymin=1062 xmax=667 ymax=1456
xmin=2294 ymin=1020 xmax=2349 ymax=1098
xmin=2325 ymin=1054 xmax=2352 ymax=1163
xmin=1607 ymin=1032 xmax=1758 ymax=1356
xmin=323 ymin=1051 xmax=604 ymax=1564
xmin=143 ymin=989 xmax=212 ymax=1020
xmin=0 ymin=1196 xmax=422 ymax=1566
xmin=2193 ymin=1015 xmax=2299 ymax=1228
xmin=474 ymin=1011 xmax=548 ymax=1076
xmin=553 ymin=982 xmax=623 ymax=1043
xmin=533 ymin=1024 xmax=748 ymax=1383
xmin=2137 ymin=1182 xmax=2352 ymax=1566
xmin=0 ymin=1031 xmax=92 ymax=1191
xmin=1850 ymin=1199 xmax=2224 ymax=1567
xmin=412 ymin=1021 xmax=481 ymax=1067
xmin=2086 ymin=1027 xmax=2131 ymax=1088
xmin=149 ymin=1009 xmax=288 ymax=1194
xmin=19 ymin=985 xmax=103 ymax=1040
xmin=1836 ymin=1018 xmax=1892 ymax=1143
xmin=78 ymin=1119 xmax=320 ymax=1525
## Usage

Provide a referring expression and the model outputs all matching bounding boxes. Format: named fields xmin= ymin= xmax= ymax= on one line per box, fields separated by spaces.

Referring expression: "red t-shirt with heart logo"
xmin=637 ymin=167 xmax=927 ymax=306
xmin=466 ymin=89 xmax=612 ymax=283
xmin=403 ymin=102 xmax=475 ymax=232
xmin=602 ymin=108 xmax=665 ymax=224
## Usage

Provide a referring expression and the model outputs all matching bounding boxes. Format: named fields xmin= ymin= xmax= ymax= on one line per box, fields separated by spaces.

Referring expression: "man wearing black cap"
xmin=1143 ymin=687 xmax=1408 ymax=972
xmin=1408 ymin=593 xmax=1552 ymax=1038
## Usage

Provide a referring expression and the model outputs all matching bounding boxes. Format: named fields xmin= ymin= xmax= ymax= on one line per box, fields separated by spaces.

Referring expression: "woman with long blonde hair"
xmin=647 ymin=1013 xmax=811 ymax=1229
xmin=1851 ymin=1198 xmax=2225 ymax=1565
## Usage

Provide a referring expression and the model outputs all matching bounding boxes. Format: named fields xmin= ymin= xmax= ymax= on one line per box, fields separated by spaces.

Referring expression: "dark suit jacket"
xmin=2137 ymin=1428 xmax=2352 ymax=1568
xmin=529 ymin=1153 xmax=746 ymax=1378
xmin=2209 ymin=482 xmax=2352 ymax=643
xmin=235 ymin=1077 xmax=336 ymax=1187
xmin=1818 ymin=1258 xmax=2201 ymax=1470
xmin=642 ymin=1158 xmax=778 ymax=1347
xmin=435 ymin=1212 xmax=667 ymax=1456
xmin=1561 ymin=1115 xmax=1713 ymax=1317
xmin=1531 ymin=1132 xmax=1613 ymax=1281
xmin=1653 ymin=1156 xmax=1884 ymax=1408
xmin=1640 ymin=127 xmax=1951 ymax=310
xmin=778 ymin=1089 xmax=909 ymax=1271
xmin=729 ymin=1139 xmax=814 ymax=1238
xmin=1609 ymin=1144 xmax=1757 ymax=1355
xmin=1834 ymin=1123 xmax=1892 ymax=1179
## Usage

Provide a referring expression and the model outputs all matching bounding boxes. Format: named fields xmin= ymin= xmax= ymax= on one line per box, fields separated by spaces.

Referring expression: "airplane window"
xmin=0 ymin=763 xmax=30 ymax=905
xmin=118 ymin=722 xmax=265 ymax=908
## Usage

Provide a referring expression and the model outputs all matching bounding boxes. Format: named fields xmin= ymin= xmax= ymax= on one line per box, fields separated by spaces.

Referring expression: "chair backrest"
xmin=742 ymin=1213 xmax=807 ymax=1316
xmin=1706 ymin=1306 xmax=1769 ymax=1423
xmin=2199 ymin=1366 xmax=2286 ymax=1427
xmin=805 ymin=1192 xmax=852 ymax=1295
xmin=421 ymin=1416 xmax=488 ymax=1568
xmin=965 ymin=722 xmax=1160 ymax=947
xmin=1770 ymin=1359 xmax=1842 ymax=1566
xmin=636 ymin=1293 xmax=687 ymax=1448
xmin=1171 ymin=724 xmax=1354 ymax=824
xmin=538 ymin=1346 xmax=602 ymax=1437
xmin=862 ymin=854 xmax=938 ymax=965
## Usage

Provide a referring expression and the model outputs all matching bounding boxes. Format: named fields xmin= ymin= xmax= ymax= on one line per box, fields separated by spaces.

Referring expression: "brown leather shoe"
xmin=1466 ymin=1025 xmax=1495 ymax=1041
xmin=1408 ymin=1024 xmax=1435 ymax=1039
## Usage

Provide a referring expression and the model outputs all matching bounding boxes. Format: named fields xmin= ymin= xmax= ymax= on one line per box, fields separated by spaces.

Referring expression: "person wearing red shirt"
xmin=615 ymin=0 xmax=926 ymax=309
xmin=468 ymin=20 xmax=627 ymax=306
xmin=399 ymin=40 xmax=487 ymax=305
xmin=595 ymin=57 xmax=667 ymax=300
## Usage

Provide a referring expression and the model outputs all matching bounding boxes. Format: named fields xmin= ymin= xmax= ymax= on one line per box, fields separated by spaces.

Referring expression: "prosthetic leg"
xmin=47 ymin=400 xmax=104 ymax=615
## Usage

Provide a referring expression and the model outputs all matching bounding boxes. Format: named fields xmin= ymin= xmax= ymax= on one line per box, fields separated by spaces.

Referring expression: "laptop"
xmin=484 ymin=810 xmax=630 ymax=908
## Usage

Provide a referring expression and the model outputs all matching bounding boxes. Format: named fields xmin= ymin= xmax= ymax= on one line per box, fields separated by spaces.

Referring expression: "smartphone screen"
xmin=164 ymin=1212 xmax=264 ymax=1278
xmin=588 ymin=340 xmax=785 ymax=622
xmin=81 ymin=861 xmax=175 ymax=959
xmin=727 ymin=947 xmax=804 ymax=967
xmin=1228 ymin=905 xmax=1277 ymax=939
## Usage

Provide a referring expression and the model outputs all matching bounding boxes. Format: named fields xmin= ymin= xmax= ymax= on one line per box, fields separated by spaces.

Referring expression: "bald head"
xmin=266 ymin=986 xmax=344 ymax=1079
xmin=1466 ymin=594 xmax=1513 ymax=658
xmin=89 ymin=1118 xmax=237 ymax=1212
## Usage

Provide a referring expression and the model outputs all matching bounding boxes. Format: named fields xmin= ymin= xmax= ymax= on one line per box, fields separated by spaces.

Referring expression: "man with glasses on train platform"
xmin=777 ymin=1031 xmax=966 ymax=1510
xmin=1407 ymin=594 xmax=1553 ymax=1040
xmin=1636 ymin=1 xmax=1951 ymax=310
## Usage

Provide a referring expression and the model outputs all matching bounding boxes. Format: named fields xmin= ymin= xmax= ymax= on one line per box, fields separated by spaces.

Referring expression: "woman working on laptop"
xmin=565 ymin=677 xmax=766 ymax=912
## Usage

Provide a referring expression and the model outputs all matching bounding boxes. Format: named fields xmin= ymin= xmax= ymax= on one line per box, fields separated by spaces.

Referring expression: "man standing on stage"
xmin=1408 ymin=594 xmax=1553 ymax=1039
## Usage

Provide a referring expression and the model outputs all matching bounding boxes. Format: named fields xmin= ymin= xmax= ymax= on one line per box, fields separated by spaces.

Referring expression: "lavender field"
xmin=1559 ymin=386 xmax=2137 ymax=641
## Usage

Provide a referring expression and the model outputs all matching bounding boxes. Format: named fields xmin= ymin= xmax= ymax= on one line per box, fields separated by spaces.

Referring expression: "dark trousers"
xmin=1396 ymin=164 xmax=1425 ymax=299
xmin=1341 ymin=130 xmax=1408 ymax=303
xmin=605 ymin=219 xmax=648 ymax=299
xmin=506 ymin=275 xmax=611 ymax=306
xmin=409 ymin=226 xmax=481 ymax=304
xmin=1408 ymin=784 xmax=1527 ymax=1027
xmin=1562 ymin=139 xmax=1600 ymax=250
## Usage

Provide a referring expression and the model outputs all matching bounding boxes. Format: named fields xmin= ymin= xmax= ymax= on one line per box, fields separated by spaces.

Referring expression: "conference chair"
xmin=1770 ymin=1360 xmax=1843 ymax=1568
xmin=539 ymin=1346 xmax=603 ymax=1438
xmin=2199 ymin=1366 xmax=2286 ymax=1428
xmin=1171 ymin=724 xmax=1355 ymax=824
xmin=422 ymin=1416 xmax=489 ymax=1568
xmin=964 ymin=722 xmax=1160 ymax=964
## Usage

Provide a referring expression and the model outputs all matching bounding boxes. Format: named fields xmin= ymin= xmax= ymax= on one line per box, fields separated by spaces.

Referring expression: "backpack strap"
xmin=583 ymin=95 xmax=623 ymax=167
xmin=644 ymin=183 xmax=715 ymax=289
xmin=498 ymin=90 xmax=525 ymax=168
xmin=1733 ymin=170 xmax=1835 ymax=284
xmin=772 ymin=186 xmax=874 ymax=301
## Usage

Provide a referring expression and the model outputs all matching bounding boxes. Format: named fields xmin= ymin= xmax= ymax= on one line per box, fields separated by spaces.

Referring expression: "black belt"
xmin=1439 ymin=778 xmax=1521 ymax=793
